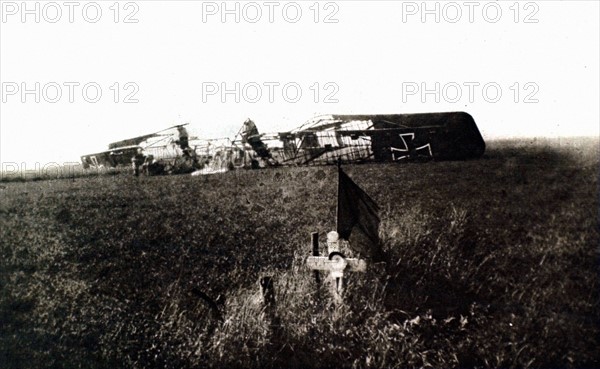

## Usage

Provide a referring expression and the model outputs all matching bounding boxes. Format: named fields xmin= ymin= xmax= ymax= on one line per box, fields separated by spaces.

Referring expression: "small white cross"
xmin=306 ymin=231 xmax=367 ymax=302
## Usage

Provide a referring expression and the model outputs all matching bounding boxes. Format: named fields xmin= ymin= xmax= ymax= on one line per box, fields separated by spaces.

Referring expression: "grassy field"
xmin=1 ymin=138 xmax=598 ymax=368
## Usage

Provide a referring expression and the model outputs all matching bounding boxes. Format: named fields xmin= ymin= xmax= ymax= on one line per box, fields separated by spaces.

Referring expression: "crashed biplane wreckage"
xmin=80 ymin=124 xmax=203 ymax=175
xmin=244 ymin=111 xmax=486 ymax=167
xmin=80 ymin=123 xmax=260 ymax=175
xmin=81 ymin=111 xmax=485 ymax=175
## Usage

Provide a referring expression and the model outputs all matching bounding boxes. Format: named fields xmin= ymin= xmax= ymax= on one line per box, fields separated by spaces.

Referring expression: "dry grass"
xmin=1 ymin=138 xmax=598 ymax=368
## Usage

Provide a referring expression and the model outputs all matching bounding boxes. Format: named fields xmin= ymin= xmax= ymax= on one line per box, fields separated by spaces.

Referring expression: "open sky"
xmin=1 ymin=0 xmax=598 ymax=168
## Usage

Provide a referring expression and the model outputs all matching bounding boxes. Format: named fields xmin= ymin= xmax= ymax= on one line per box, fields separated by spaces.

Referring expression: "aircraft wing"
xmin=108 ymin=134 xmax=159 ymax=150
xmin=329 ymin=112 xmax=486 ymax=160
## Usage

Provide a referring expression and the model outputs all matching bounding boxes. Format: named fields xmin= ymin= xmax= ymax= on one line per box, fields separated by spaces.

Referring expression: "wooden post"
xmin=260 ymin=276 xmax=275 ymax=309
xmin=259 ymin=276 xmax=281 ymax=339
xmin=311 ymin=232 xmax=320 ymax=285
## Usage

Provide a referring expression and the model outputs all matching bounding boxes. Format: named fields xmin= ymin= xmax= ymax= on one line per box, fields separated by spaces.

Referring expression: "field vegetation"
xmin=1 ymin=138 xmax=598 ymax=368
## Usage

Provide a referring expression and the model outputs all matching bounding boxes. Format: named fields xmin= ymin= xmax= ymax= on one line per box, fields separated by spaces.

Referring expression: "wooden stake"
xmin=259 ymin=276 xmax=281 ymax=338
xmin=311 ymin=232 xmax=320 ymax=285
xmin=260 ymin=276 xmax=275 ymax=309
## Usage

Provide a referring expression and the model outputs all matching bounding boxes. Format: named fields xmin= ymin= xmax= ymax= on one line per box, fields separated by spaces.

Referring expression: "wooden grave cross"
xmin=306 ymin=231 xmax=367 ymax=302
